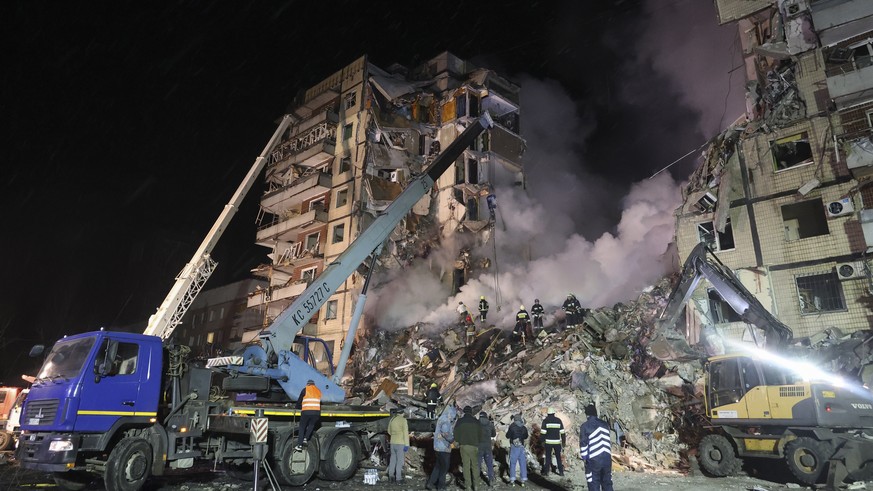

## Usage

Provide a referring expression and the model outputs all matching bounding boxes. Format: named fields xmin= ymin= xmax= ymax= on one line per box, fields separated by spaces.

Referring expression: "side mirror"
xmin=29 ymin=345 xmax=45 ymax=358
xmin=94 ymin=340 xmax=119 ymax=382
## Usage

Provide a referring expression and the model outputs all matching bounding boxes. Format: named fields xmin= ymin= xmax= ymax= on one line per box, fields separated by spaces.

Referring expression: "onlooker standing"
xmin=506 ymin=414 xmax=529 ymax=487
xmin=541 ymin=407 xmax=566 ymax=476
xmin=387 ymin=407 xmax=409 ymax=483
xmin=294 ymin=379 xmax=321 ymax=451
xmin=426 ymin=405 xmax=458 ymax=491
xmin=478 ymin=411 xmax=497 ymax=486
xmin=580 ymin=404 xmax=613 ymax=491
xmin=454 ymin=406 xmax=482 ymax=491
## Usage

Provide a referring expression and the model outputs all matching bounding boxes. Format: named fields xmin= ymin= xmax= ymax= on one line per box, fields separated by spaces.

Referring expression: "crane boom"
xmin=144 ymin=115 xmax=295 ymax=340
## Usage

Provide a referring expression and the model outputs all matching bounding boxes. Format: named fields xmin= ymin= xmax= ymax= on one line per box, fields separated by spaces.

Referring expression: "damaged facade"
xmin=676 ymin=0 xmax=873 ymax=347
xmin=247 ymin=53 xmax=524 ymax=363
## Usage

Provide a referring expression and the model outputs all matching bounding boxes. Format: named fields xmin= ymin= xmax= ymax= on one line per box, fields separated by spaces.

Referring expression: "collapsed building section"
xmin=670 ymin=0 xmax=873 ymax=380
xmin=247 ymin=53 xmax=524 ymax=364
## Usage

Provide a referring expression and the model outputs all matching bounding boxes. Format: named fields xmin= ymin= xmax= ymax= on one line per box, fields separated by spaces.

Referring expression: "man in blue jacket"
xmin=579 ymin=404 xmax=612 ymax=491
xmin=426 ymin=404 xmax=458 ymax=491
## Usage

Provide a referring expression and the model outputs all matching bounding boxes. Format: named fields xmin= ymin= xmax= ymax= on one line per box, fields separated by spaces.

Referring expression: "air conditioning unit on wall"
xmin=827 ymin=197 xmax=855 ymax=218
xmin=837 ymin=261 xmax=866 ymax=280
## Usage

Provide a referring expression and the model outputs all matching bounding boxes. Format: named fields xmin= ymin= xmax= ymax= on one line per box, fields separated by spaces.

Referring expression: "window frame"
xmin=697 ymin=220 xmax=735 ymax=252
xmin=343 ymin=123 xmax=353 ymax=141
xmin=795 ymin=270 xmax=847 ymax=315
xmin=771 ymin=132 xmax=814 ymax=172
xmin=332 ymin=223 xmax=346 ymax=244
xmin=325 ymin=299 xmax=338 ymax=320
xmin=335 ymin=187 xmax=349 ymax=208
xmin=301 ymin=266 xmax=318 ymax=284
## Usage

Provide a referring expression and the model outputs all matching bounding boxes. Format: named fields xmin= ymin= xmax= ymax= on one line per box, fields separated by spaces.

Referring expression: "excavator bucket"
xmin=647 ymin=328 xmax=700 ymax=361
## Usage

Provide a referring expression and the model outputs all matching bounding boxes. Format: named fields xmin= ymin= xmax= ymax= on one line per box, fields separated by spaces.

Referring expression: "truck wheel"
xmin=52 ymin=472 xmax=93 ymax=491
xmin=319 ymin=434 xmax=360 ymax=481
xmin=698 ymin=434 xmax=741 ymax=476
xmin=104 ymin=437 xmax=153 ymax=491
xmin=785 ymin=437 xmax=831 ymax=485
xmin=278 ymin=439 xmax=318 ymax=486
xmin=0 ymin=431 xmax=12 ymax=451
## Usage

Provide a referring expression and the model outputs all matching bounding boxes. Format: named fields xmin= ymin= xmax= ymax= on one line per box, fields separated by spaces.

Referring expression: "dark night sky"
xmin=0 ymin=1 xmax=738 ymax=380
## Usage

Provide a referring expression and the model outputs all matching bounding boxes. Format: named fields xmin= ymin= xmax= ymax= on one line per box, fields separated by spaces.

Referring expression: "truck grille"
xmin=779 ymin=386 xmax=806 ymax=398
xmin=24 ymin=399 xmax=59 ymax=425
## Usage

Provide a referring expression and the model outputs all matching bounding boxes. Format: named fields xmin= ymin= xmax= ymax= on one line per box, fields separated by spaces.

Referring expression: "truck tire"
xmin=785 ymin=437 xmax=831 ymax=485
xmin=698 ymin=434 xmax=742 ymax=477
xmin=52 ymin=471 xmax=93 ymax=491
xmin=0 ymin=430 xmax=12 ymax=451
xmin=278 ymin=439 xmax=318 ymax=486
xmin=319 ymin=434 xmax=360 ymax=481
xmin=104 ymin=437 xmax=153 ymax=491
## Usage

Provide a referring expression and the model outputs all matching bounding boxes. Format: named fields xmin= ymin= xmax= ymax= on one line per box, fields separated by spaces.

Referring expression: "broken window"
xmin=697 ymin=220 xmax=735 ymax=252
xmin=343 ymin=123 xmax=353 ymax=141
xmin=304 ymin=232 xmax=319 ymax=251
xmin=455 ymin=161 xmax=465 ymax=185
xmin=301 ymin=266 xmax=318 ymax=285
xmin=771 ymin=132 xmax=813 ymax=171
xmin=325 ymin=300 xmax=338 ymax=320
xmin=339 ymin=156 xmax=351 ymax=174
xmin=466 ymin=197 xmax=479 ymax=221
xmin=467 ymin=158 xmax=479 ymax=184
xmin=707 ymin=289 xmax=742 ymax=323
xmin=696 ymin=192 xmax=717 ymax=213
xmin=332 ymin=223 xmax=345 ymax=244
xmin=709 ymin=357 xmax=742 ymax=408
xmin=344 ymin=91 xmax=357 ymax=110
xmin=796 ymin=270 xmax=846 ymax=314
xmin=456 ymin=92 xmax=467 ymax=118
xmin=309 ymin=197 xmax=325 ymax=212
xmin=469 ymin=95 xmax=480 ymax=117
xmin=781 ymin=199 xmax=828 ymax=240
xmin=335 ymin=187 xmax=349 ymax=208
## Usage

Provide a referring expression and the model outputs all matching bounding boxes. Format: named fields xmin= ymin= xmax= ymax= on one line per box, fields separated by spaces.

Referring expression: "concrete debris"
xmin=348 ymin=275 xmax=708 ymax=474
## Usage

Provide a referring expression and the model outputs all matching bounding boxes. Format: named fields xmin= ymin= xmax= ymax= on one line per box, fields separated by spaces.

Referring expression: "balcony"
xmin=261 ymin=172 xmax=332 ymax=215
xmin=269 ymin=111 xmax=338 ymax=169
xmin=247 ymin=282 xmax=307 ymax=308
xmin=827 ymin=64 xmax=873 ymax=109
xmin=256 ymin=206 xmax=328 ymax=243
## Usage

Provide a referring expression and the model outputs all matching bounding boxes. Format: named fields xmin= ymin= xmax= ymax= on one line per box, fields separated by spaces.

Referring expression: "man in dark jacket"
xmin=514 ymin=306 xmax=531 ymax=344
xmin=478 ymin=296 xmax=489 ymax=323
xmin=530 ymin=299 xmax=545 ymax=331
xmin=506 ymin=414 xmax=529 ymax=486
xmin=562 ymin=294 xmax=582 ymax=328
xmin=541 ymin=408 xmax=566 ymax=476
xmin=426 ymin=383 xmax=442 ymax=419
xmin=454 ymin=406 xmax=482 ymax=491
xmin=580 ymin=404 xmax=612 ymax=491
xmin=478 ymin=411 xmax=496 ymax=486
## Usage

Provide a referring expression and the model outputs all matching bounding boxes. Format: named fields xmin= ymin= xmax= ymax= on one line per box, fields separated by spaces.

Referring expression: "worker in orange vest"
xmin=295 ymin=379 xmax=322 ymax=451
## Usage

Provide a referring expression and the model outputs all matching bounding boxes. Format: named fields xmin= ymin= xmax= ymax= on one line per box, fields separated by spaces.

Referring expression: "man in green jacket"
xmin=454 ymin=405 xmax=482 ymax=491
xmin=387 ymin=407 xmax=410 ymax=483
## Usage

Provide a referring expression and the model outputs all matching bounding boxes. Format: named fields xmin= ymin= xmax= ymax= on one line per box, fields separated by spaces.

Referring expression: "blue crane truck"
xmin=16 ymin=113 xmax=494 ymax=491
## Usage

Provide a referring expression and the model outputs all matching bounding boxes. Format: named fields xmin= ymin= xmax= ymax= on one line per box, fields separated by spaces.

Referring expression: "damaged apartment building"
xmin=675 ymin=0 xmax=873 ymax=347
xmin=245 ymin=53 xmax=524 ymax=364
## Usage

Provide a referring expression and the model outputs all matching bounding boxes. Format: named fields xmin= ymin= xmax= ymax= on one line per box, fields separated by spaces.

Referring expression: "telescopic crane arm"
xmin=143 ymin=115 xmax=295 ymax=340
xmin=647 ymin=242 xmax=793 ymax=361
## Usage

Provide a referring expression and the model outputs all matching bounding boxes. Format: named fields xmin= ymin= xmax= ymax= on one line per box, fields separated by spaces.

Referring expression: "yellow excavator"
xmin=648 ymin=243 xmax=873 ymax=487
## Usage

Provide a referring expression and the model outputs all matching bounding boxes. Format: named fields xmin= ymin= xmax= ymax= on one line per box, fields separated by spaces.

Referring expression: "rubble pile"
xmin=348 ymin=274 xmax=708 ymax=475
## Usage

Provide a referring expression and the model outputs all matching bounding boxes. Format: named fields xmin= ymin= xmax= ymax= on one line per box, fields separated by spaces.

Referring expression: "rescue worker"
xmin=562 ymin=294 xmax=582 ymax=328
xmin=541 ymin=408 xmax=566 ymax=476
xmin=580 ymin=404 xmax=613 ymax=491
xmin=387 ymin=407 xmax=410 ymax=483
xmin=478 ymin=296 xmax=489 ymax=323
xmin=426 ymin=405 xmax=458 ymax=491
xmin=295 ymin=379 xmax=321 ymax=451
xmin=426 ymin=382 xmax=442 ymax=419
xmin=465 ymin=316 xmax=477 ymax=346
xmin=478 ymin=411 xmax=496 ymax=487
xmin=506 ymin=413 xmax=529 ymax=487
xmin=530 ymin=299 xmax=545 ymax=331
xmin=458 ymin=301 xmax=469 ymax=322
xmin=514 ymin=305 xmax=531 ymax=344
xmin=454 ymin=406 xmax=482 ymax=491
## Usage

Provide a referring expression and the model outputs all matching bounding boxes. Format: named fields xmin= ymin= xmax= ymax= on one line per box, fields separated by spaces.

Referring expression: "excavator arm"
xmin=209 ymin=113 xmax=494 ymax=402
xmin=647 ymin=243 xmax=793 ymax=361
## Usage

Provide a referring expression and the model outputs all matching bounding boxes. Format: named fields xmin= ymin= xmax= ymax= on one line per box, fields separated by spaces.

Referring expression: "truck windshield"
xmin=37 ymin=337 xmax=97 ymax=380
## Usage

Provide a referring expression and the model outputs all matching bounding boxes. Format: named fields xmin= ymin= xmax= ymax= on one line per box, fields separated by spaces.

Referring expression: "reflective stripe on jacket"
xmin=542 ymin=414 xmax=565 ymax=445
xmin=301 ymin=385 xmax=322 ymax=412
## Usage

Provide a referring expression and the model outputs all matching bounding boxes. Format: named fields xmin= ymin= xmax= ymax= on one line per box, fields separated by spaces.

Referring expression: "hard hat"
xmin=480 ymin=295 xmax=485 ymax=300
xmin=568 ymin=293 xmax=573 ymax=297
xmin=547 ymin=407 xmax=555 ymax=415
xmin=430 ymin=383 xmax=438 ymax=388
xmin=520 ymin=305 xmax=525 ymax=310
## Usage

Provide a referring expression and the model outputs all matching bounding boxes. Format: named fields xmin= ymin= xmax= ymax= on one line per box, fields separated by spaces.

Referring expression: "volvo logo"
xmin=851 ymin=403 xmax=873 ymax=410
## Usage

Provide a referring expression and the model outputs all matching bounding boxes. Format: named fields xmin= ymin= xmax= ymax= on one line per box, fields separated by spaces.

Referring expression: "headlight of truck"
xmin=49 ymin=440 xmax=73 ymax=452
